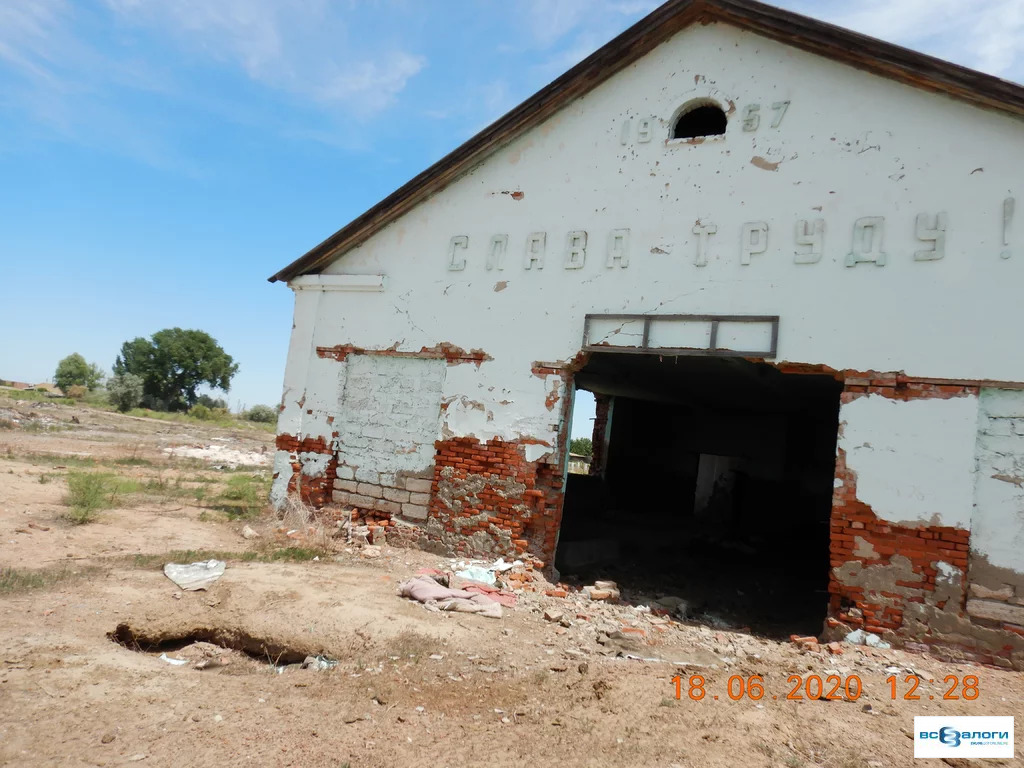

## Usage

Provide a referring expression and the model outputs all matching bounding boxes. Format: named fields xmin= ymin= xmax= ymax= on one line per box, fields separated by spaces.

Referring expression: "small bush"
xmin=0 ymin=418 xmax=15 ymax=430
xmin=188 ymin=403 xmax=212 ymax=420
xmin=246 ymin=404 xmax=277 ymax=423
xmin=196 ymin=394 xmax=228 ymax=410
xmin=108 ymin=373 xmax=144 ymax=412
xmin=140 ymin=393 xmax=168 ymax=412
xmin=66 ymin=384 xmax=87 ymax=399
xmin=64 ymin=471 xmax=113 ymax=524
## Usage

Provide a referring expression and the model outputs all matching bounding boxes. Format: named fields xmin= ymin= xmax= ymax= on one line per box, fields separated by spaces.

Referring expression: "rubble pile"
xmin=345 ymin=508 xmax=392 ymax=544
xmin=273 ymin=525 xmax=323 ymax=543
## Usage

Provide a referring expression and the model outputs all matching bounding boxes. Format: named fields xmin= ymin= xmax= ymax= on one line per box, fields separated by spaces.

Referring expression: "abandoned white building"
xmin=269 ymin=0 xmax=1024 ymax=666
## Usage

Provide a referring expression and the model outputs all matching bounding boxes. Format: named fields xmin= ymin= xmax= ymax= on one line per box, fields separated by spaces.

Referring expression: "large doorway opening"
xmin=557 ymin=353 xmax=842 ymax=637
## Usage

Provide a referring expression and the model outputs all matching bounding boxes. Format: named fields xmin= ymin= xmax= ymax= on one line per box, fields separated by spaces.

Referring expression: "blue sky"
xmin=2 ymin=0 xmax=1022 ymax=426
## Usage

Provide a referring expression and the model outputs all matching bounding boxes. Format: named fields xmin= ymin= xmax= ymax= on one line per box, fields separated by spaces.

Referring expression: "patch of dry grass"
xmin=0 ymin=565 xmax=98 ymax=595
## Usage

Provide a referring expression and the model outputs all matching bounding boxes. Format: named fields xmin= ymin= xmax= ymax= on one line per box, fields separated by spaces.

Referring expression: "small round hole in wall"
xmin=672 ymin=100 xmax=727 ymax=140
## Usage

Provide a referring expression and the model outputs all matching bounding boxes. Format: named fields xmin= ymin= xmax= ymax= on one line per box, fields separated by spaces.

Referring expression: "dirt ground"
xmin=1 ymin=396 xmax=1021 ymax=767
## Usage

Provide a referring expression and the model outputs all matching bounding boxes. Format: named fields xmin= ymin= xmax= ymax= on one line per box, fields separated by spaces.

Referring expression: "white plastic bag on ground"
xmin=163 ymin=560 xmax=226 ymax=591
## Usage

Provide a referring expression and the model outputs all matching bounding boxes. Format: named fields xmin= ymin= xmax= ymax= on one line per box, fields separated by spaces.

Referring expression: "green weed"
xmin=112 ymin=456 xmax=154 ymax=467
xmin=0 ymin=565 xmax=96 ymax=594
xmin=22 ymin=421 xmax=68 ymax=433
xmin=63 ymin=471 xmax=125 ymax=523
xmin=215 ymin=473 xmax=271 ymax=519
xmin=0 ymin=388 xmax=72 ymax=405
xmin=123 ymin=407 xmax=274 ymax=432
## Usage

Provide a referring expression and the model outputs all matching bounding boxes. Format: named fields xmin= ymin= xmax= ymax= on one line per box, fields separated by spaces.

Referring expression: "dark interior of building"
xmin=673 ymin=103 xmax=727 ymax=139
xmin=556 ymin=353 xmax=842 ymax=637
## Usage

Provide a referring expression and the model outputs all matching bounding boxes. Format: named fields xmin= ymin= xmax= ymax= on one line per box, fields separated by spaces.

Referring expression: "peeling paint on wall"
xmin=316 ymin=342 xmax=491 ymax=367
xmin=973 ymin=388 xmax=1024 ymax=575
xmin=270 ymin=18 xmax=1024 ymax=656
xmin=838 ymin=393 xmax=979 ymax=528
xmin=749 ymin=155 xmax=780 ymax=171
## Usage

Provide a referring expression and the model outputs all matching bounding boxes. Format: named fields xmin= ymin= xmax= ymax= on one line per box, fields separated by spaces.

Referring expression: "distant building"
xmin=33 ymin=382 xmax=63 ymax=395
xmin=567 ymin=453 xmax=592 ymax=475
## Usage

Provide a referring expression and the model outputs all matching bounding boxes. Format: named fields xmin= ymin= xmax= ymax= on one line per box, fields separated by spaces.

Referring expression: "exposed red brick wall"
xmin=827 ymin=377 xmax=981 ymax=651
xmin=763 ymin=362 xmax=1010 ymax=397
xmin=275 ymin=433 xmax=338 ymax=508
xmin=829 ymin=446 xmax=970 ymax=634
xmin=316 ymin=342 xmax=491 ymax=366
xmin=427 ymin=436 xmax=564 ymax=565
xmin=841 ymin=375 xmax=980 ymax=402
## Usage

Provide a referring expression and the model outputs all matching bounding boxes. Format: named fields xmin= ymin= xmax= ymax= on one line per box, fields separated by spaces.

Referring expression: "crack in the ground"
xmin=108 ymin=623 xmax=314 ymax=665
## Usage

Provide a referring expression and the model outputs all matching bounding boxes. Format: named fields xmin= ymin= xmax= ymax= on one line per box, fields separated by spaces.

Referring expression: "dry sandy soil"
xmin=1 ymin=395 xmax=1021 ymax=767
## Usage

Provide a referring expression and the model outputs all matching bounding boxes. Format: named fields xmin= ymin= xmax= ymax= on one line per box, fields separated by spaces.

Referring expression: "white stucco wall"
xmin=973 ymin=389 xmax=1024 ymax=573
xmin=838 ymin=394 xmax=979 ymax=528
xmin=276 ymin=21 xmax=1024 ymax=516
xmin=316 ymin=23 xmax=1023 ymax=381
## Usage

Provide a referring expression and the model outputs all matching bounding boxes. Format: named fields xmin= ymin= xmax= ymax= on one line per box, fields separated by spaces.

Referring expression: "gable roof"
xmin=269 ymin=0 xmax=1024 ymax=283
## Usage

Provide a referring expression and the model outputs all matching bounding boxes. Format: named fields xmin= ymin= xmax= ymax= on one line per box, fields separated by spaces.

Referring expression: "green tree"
xmin=107 ymin=373 xmax=144 ymax=412
xmin=570 ymin=437 xmax=593 ymax=457
xmin=54 ymin=353 xmax=104 ymax=392
xmin=112 ymin=328 xmax=238 ymax=411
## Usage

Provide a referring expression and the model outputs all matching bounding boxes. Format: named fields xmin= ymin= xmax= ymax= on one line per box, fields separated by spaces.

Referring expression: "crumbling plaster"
xmin=276 ymin=20 xmax=1024 ymax=595
xmin=318 ymin=22 xmax=1023 ymax=383
xmin=972 ymin=389 xmax=1024 ymax=577
xmin=838 ymin=394 xmax=979 ymax=529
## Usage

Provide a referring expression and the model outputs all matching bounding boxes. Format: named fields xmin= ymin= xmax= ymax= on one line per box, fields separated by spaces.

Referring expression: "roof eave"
xmin=269 ymin=0 xmax=1024 ymax=283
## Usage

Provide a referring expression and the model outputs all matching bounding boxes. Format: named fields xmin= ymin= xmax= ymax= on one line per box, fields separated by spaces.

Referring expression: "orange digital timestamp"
xmin=885 ymin=674 xmax=980 ymax=701
xmin=672 ymin=674 xmax=980 ymax=702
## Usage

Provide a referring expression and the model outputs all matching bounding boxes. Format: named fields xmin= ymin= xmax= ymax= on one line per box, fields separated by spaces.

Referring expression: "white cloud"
xmin=520 ymin=0 xmax=660 ymax=79
xmin=103 ymin=0 xmax=425 ymax=116
xmin=521 ymin=0 xmax=1024 ymax=84
xmin=521 ymin=0 xmax=660 ymax=49
xmin=0 ymin=0 xmax=79 ymax=83
xmin=523 ymin=0 xmax=596 ymax=48
xmin=785 ymin=0 xmax=1024 ymax=81
xmin=0 ymin=0 xmax=203 ymax=168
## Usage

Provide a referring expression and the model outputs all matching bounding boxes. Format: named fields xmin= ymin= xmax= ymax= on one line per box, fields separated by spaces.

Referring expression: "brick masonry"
xmin=329 ymin=354 xmax=443 ymax=519
xmin=829 ymin=445 xmax=970 ymax=631
xmin=274 ymin=433 xmax=338 ymax=508
xmin=326 ymin=357 xmax=574 ymax=566
xmin=828 ymin=375 xmax=1024 ymax=668
xmin=416 ymin=436 xmax=564 ymax=562
xmin=328 ymin=436 xmax=563 ymax=565
xmin=277 ymin=355 xmax=1024 ymax=666
xmin=333 ymin=474 xmax=432 ymax=522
